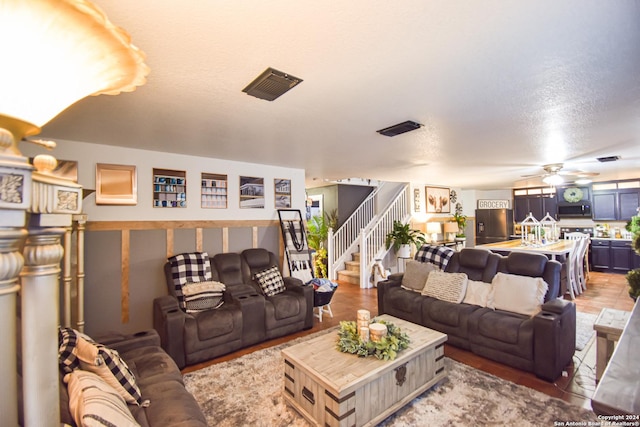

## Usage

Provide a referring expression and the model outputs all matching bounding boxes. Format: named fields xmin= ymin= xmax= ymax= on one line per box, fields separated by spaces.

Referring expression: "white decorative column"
xmin=20 ymin=226 xmax=65 ymax=427
xmin=19 ymin=157 xmax=82 ymax=427
xmin=74 ymin=214 xmax=87 ymax=332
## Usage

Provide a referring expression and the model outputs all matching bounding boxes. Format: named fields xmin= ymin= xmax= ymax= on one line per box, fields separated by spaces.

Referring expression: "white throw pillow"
xmin=489 ymin=272 xmax=548 ymax=316
xmin=463 ymin=279 xmax=493 ymax=307
xmin=421 ymin=271 xmax=468 ymax=303
xmin=65 ymin=370 xmax=140 ymax=427
xmin=401 ymin=261 xmax=438 ymax=292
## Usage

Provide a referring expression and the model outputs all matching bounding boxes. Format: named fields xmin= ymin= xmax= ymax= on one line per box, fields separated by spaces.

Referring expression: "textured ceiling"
xmin=40 ymin=0 xmax=640 ymax=189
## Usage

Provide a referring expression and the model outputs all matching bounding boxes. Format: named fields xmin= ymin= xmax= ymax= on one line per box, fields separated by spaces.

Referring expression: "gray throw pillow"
xmin=401 ymin=260 xmax=438 ymax=292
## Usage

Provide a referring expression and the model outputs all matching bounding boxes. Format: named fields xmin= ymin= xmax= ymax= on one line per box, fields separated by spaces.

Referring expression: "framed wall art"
xmin=239 ymin=176 xmax=264 ymax=208
xmin=274 ymin=178 xmax=291 ymax=208
xmin=413 ymin=188 xmax=421 ymax=212
xmin=96 ymin=163 xmax=137 ymax=205
xmin=425 ymin=186 xmax=450 ymax=213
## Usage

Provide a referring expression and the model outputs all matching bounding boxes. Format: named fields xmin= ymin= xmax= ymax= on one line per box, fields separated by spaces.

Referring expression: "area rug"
xmin=184 ymin=330 xmax=598 ymax=426
xmin=576 ymin=311 xmax=598 ymax=351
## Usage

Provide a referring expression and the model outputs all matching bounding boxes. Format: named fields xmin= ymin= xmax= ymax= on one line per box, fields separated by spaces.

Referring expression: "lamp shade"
xmin=443 ymin=222 xmax=459 ymax=234
xmin=426 ymin=222 xmax=442 ymax=234
xmin=0 ymin=0 xmax=149 ymax=136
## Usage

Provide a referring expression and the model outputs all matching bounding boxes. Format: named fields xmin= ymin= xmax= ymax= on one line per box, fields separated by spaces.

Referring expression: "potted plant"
xmin=626 ymin=215 xmax=640 ymax=301
xmin=306 ymin=209 xmax=339 ymax=278
xmin=385 ymin=220 xmax=426 ymax=258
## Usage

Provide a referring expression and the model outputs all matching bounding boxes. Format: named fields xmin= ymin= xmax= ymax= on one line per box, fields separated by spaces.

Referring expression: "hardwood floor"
xmin=182 ymin=271 xmax=635 ymax=412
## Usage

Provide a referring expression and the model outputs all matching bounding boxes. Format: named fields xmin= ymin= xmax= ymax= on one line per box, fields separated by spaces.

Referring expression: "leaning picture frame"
xmin=96 ymin=163 xmax=137 ymax=205
xmin=425 ymin=186 xmax=450 ymax=213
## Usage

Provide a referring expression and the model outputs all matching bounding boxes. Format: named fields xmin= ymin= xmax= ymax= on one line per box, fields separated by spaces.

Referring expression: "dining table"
xmin=475 ymin=239 xmax=577 ymax=298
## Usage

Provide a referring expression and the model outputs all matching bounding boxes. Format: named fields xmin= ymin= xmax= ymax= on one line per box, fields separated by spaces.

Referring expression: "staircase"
xmin=337 ymin=252 xmax=361 ymax=285
xmin=329 ymin=183 xmax=410 ymax=287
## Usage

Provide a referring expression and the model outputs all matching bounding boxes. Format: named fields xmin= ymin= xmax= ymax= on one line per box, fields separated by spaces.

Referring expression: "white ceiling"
xmin=40 ymin=0 xmax=640 ymax=190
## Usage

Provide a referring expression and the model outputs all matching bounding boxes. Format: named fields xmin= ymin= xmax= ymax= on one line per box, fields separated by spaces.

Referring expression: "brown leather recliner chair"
xmin=241 ymin=248 xmax=314 ymax=338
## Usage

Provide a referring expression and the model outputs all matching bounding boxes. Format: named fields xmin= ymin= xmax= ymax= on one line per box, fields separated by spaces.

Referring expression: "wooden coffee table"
xmin=282 ymin=314 xmax=447 ymax=427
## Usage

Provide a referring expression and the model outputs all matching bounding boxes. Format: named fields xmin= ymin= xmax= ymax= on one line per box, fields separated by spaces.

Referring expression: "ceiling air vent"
xmin=376 ymin=120 xmax=423 ymax=137
xmin=242 ymin=67 xmax=303 ymax=101
xmin=596 ymin=155 xmax=620 ymax=163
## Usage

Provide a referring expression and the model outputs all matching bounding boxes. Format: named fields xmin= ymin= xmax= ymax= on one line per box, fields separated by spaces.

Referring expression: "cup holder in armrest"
xmin=167 ymin=309 xmax=179 ymax=313
xmin=133 ymin=331 xmax=149 ymax=337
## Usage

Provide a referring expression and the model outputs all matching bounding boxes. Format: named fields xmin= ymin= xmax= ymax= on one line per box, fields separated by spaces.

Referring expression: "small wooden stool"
xmin=593 ymin=308 xmax=631 ymax=381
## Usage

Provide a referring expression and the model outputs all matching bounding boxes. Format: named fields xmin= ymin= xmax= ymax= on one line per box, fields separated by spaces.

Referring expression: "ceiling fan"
xmin=522 ymin=163 xmax=599 ymax=186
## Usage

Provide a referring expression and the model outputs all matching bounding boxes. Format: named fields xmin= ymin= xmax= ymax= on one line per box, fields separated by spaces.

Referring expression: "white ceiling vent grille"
xmin=377 ymin=120 xmax=423 ymax=137
xmin=242 ymin=67 xmax=303 ymax=101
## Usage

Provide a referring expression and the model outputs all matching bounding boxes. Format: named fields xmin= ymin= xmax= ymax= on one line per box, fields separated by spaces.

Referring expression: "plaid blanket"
xmin=414 ymin=245 xmax=455 ymax=270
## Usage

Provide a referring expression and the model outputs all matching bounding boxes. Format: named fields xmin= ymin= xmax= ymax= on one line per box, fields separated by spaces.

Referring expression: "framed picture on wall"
xmin=425 ymin=186 xmax=450 ymax=213
xmin=239 ymin=176 xmax=264 ymax=208
xmin=413 ymin=188 xmax=421 ymax=212
xmin=274 ymin=178 xmax=291 ymax=208
xmin=96 ymin=163 xmax=137 ymax=205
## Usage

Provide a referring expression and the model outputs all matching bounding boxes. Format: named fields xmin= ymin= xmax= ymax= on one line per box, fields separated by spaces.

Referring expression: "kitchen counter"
xmin=476 ymin=239 xmax=575 ymax=260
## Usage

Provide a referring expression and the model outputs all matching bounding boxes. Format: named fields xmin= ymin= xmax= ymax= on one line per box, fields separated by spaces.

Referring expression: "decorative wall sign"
xmin=96 ymin=163 xmax=137 ymax=205
xmin=426 ymin=186 xmax=450 ymax=213
xmin=413 ymin=188 xmax=421 ymax=212
xmin=477 ymin=199 xmax=510 ymax=209
xmin=274 ymin=178 xmax=291 ymax=208
xmin=239 ymin=176 xmax=264 ymax=208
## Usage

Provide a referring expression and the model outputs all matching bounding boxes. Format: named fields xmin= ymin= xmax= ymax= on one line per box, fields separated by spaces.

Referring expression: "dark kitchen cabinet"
xmin=592 ymin=180 xmax=640 ymax=221
xmin=611 ymin=240 xmax=633 ymax=272
xmin=513 ymin=192 xmax=557 ymax=222
xmin=592 ymin=192 xmax=617 ymax=221
xmin=634 ymin=251 xmax=640 ymax=269
xmin=591 ymin=239 xmax=611 ymax=271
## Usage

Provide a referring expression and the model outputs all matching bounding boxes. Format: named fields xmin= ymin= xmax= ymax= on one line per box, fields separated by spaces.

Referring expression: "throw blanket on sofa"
xmin=415 ymin=245 xmax=455 ymax=270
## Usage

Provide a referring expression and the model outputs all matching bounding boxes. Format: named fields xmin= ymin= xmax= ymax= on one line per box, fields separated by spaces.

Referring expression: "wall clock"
xmin=563 ymin=187 xmax=583 ymax=204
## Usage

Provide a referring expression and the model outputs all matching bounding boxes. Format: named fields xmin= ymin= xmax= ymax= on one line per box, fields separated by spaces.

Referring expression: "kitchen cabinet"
xmin=591 ymin=239 xmax=635 ymax=273
xmin=592 ymin=180 xmax=640 ymax=221
xmin=591 ymin=239 xmax=611 ymax=271
xmin=513 ymin=188 xmax=557 ymax=222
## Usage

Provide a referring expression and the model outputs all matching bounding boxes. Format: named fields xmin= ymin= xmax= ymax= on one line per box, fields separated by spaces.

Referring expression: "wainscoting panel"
xmin=82 ymin=220 xmax=282 ymax=335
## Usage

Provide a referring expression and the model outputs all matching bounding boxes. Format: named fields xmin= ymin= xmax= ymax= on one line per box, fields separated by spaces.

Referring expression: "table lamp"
xmin=426 ymin=222 xmax=442 ymax=243
xmin=443 ymin=222 xmax=459 ymax=241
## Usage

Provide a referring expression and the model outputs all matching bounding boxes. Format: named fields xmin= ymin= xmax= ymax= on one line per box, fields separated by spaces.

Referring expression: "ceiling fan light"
xmin=575 ymin=178 xmax=592 ymax=185
xmin=542 ymin=174 xmax=564 ymax=186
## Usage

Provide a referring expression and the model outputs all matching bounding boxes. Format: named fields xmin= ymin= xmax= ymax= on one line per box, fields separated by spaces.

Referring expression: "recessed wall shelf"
xmin=201 ymin=173 xmax=227 ymax=209
xmin=153 ymin=168 xmax=186 ymax=208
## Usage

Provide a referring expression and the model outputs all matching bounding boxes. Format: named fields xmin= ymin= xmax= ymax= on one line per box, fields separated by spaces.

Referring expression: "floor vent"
xmin=376 ymin=120 xmax=423 ymax=137
xmin=242 ymin=67 xmax=303 ymax=101
xmin=596 ymin=155 xmax=620 ymax=163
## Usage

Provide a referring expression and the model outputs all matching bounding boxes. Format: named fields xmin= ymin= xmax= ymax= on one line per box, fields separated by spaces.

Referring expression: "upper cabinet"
xmin=592 ymin=180 xmax=640 ymax=221
xmin=513 ymin=187 xmax=557 ymax=222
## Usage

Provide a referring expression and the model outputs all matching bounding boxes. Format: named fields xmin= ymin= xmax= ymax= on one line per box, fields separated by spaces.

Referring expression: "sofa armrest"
xmin=533 ymin=300 xmax=576 ymax=381
xmin=95 ymin=329 xmax=161 ymax=354
xmin=153 ymin=295 xmax=187 ymax=369
xmin=377 ymin=277 xmax=402 ymax=315
xmin=283 ymin=278 xmax=314 ymax=329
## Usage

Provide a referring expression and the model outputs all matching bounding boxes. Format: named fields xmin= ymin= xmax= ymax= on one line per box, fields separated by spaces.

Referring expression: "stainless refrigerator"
xmin=475 ymin=209 xmax=514 ymax=245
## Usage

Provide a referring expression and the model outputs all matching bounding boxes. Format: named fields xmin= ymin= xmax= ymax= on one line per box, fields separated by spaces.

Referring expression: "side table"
xmin=593 ymin=308 xmax=631 ymax=381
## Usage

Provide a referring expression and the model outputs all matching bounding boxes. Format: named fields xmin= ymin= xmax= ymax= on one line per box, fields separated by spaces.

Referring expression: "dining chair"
xmin=564 ymin=232 xmax=591 ymax=293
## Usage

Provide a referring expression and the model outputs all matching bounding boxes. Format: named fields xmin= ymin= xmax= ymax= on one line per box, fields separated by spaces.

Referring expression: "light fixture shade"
xmin=443 ymin=222 xmax=459 ymax=234
xmin=542 ymin=174 xmax=564 ymax=186
xmin=0 ymin=0 xmax=149 ymax=131
xmin=426 ymin=222 xmax=442 ymax=234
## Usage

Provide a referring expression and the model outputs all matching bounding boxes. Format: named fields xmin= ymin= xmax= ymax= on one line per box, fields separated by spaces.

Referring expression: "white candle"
xmin=369 ymin=323 xmax=388 ymax=342
xmin=359 ymin=327 xmax=370 ymax=343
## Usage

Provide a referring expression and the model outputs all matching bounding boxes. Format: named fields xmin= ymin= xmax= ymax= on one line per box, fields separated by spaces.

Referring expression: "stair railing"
xmin=327 ymin=183 xmax=383 ymax=280
xmin=358 ymin=185 xmax=410 ymax=288
xmin=327 ymin=183 xmax=410 ymax=287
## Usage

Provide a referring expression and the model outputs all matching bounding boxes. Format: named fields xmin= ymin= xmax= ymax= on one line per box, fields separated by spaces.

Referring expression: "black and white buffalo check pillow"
xmin=168 ymin=252 xmax=213 ymax=311
xmin=254 ymin=266 xmax=286 ymax=297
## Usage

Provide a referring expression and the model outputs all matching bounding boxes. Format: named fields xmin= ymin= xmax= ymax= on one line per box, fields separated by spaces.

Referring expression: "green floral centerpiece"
xmin=337 ymin=319 xmax=410 ymax=360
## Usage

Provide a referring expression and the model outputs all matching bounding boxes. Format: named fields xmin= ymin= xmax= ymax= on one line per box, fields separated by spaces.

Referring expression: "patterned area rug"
xmin=184 ymin=329 xmax=598 ymax=427
xmin=576 ymin=311 xmax=598 ymax=351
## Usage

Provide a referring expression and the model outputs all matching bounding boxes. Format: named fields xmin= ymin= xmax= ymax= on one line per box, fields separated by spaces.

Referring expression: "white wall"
xmin=22 ymin=139 xmax=306 ymax=221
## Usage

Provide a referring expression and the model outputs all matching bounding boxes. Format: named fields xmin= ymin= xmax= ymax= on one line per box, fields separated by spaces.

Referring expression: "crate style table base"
xmin=282 ymin=315 xmax=448 ymax=427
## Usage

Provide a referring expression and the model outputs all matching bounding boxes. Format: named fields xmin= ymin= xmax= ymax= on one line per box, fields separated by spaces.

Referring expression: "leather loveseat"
xmin=154 ymin=248 xmax=313 ymax=369
xmin=57 ymin=329 xmax=207 ymax=427
xmin=377 ymin=247 xmax=576 ymax=381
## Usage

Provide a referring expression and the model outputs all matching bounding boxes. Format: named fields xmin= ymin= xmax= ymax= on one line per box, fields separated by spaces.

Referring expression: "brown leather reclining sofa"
xmin=154 ymin=248 xmax=313 ymax=369
xmin=377 ymin=247 xmax=576 ymax=381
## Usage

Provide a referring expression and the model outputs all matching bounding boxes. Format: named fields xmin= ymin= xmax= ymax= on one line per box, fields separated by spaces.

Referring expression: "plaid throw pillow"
xmin=168 ymin=252 xmax=213 ymax=311
xmin=414 ymin=245 xmax=455 ymax=271
xmin=59 ymin=327 xmax=80 ymax=374
xmin=254 ymin=266 xmax=286 ymax=297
